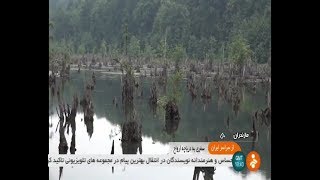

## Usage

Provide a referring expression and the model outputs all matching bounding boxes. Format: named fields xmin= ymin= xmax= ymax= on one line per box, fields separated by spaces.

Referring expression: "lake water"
xmin=49 ymin=71 xmax=271 ymax=180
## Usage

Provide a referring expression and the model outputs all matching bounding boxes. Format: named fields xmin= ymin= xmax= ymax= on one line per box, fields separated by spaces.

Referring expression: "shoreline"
xmin=50 ymin=65 xmax=270 ymax=84
xmin=66 ymin=68 xmax=270 ymax=83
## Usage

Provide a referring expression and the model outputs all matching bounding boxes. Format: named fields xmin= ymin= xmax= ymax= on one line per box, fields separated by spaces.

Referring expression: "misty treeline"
xmin=49 ymin=0 xmax=270 ymax=64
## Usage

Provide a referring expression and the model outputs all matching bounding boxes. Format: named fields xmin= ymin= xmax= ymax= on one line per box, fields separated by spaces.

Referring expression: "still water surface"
xmin=49 ymin=71 xmax=271 ymax=180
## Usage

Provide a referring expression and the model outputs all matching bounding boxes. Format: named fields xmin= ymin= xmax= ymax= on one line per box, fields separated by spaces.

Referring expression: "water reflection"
xmin=121 ymin=120 xmax=143 ymax=154
xmin=80 ymin=83 xmax=95 ymax=138
xmin=49 ymin=113 xmax=270 ymax=180
xmin=52 ymin=93 xmax=79 ymax=180
xmin=111 ymin=140 xmax=115 ymax=173
xmin=193 ymin=167 xmax=216 ymax=180
xmin=49 ymin=72 xmax=271 ymax=180
xmin=69 ymin=96 xmax=78 ymax=154
xmin=119 ymin=68 xmax=145 ymax=156
xmin=164 ymin=100 xmax=181 ymax=135
xmin=149 ymin=82 xmax=158 ymax=115
xmin=56 ymin=104 xmax=68 ymax=180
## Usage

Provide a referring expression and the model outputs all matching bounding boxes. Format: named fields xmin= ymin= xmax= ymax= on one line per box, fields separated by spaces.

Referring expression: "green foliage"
xmin=228 ymin=35 xmax=252 ymax=67
xmin=171 ymin=44 xmax=186 ymax=65
xmin=207 ymin=36 xmax=218 ymax=62
xmin=100 ymin=39 xmax=107 ymax=57
xmin=152 ymin=0 xmax=190 ymax=48
xmin=157 ymin=96 xmax=169 ymax=109
xmin=49 ymin=38 xmax=73 ymax=66
xmin=158 ymin=38 xmax=165 ymax=58
xmin=143 ymin=43 xmax=155 ymax=60
xmin=49 ymin=0 xmax=270 ymax=63
xmin=128 ymin=36 xmax=141 ymax=59
xmin=157 ymin=70 xmax=183 ymax=110
xmin=110 ymin=44 xmax=120 ymax=59
xmin=246 ymin=15 xmax=270 ymax=63
xmin=167 ymin=70 xmax=183 ymax=103
xmin=77 ymin=44 xmax=86 ymax=55
xmin=133 ymin=0 xmax=160 ymax=35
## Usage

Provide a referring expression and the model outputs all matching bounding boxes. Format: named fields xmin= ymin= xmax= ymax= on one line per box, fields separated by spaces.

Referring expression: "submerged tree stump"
xmin=92 ymin=72 xmax=96 ymax=84
xmin=121 ymin=121 xmax=142 ymax=154
xmin=149 ymin=82 xmax=158 ymax=113
xmin=165 ymin=101 xmax=181 ymax=134
xmin=201 ymin=87 xmax=211 ymax=99
xmin=253 ymin=107 xmax=271 ymax=127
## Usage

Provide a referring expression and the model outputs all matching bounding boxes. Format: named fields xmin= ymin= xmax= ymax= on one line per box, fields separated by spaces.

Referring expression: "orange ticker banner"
xmin=208 ymin=141 xmax=241 ymax=155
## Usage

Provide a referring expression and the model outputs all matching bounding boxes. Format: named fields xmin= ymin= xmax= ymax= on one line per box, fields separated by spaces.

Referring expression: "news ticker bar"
xmin=49 ymin=141 xmax=243 ymax=167
xmin=48 ymin=142 xmax=262 ymax=172
xmin=48 ymin=154 xmax=233 ymax=167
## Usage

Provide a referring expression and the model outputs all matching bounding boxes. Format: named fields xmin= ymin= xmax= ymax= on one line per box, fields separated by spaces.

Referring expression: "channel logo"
xmin=246 ymin=151 xmax=261 ymax=171
xmin=232 ymin=151 xmax=246 ymax=172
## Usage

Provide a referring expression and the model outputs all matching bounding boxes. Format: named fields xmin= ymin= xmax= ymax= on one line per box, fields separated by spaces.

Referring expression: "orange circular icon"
xmin=246 ymin=151 xmax=261 ymax=171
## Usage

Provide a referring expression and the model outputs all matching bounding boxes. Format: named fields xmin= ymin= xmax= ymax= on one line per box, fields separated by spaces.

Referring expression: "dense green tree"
xmin=128 ymin=36 xmax=141 ymax=59
xmin=171 ymin=44 xmax=186 ymax=71
xmin=143 ymin=43 xmax=155 ymax=61
xmin=77 ymin=43 xmax=86 ymax=55
xmin=100 ymin=39 xmax=107 ymax=59
xmin=49 ymin=0 xmax=271 ymax=63
xmin=152 ymin=0 xmax=190 ymax=49
xmin=228 ymin=34 xmax=252 ymax=75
